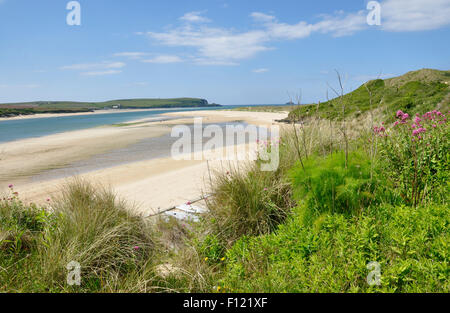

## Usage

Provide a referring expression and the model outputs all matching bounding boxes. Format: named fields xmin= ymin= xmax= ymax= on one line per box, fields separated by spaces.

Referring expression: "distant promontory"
xmin=0 ymin=98 xmax=220 ymax=118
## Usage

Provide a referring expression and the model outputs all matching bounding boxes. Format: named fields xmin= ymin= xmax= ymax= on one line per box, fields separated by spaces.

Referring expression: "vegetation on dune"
xmin=287 ymin=69 xmax=450 ymax=121
xmin=0 ymin=69 xmax=448 ymax=293
xmin=0 ymin=180 xmax=171 ymax=292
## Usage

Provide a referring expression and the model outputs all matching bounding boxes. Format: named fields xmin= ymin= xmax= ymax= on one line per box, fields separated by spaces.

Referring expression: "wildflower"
xmin=411 ymin=124 xmax=417 ymax=129
xmin=393 ymin=121 xmax=400 ymax=126
xmin=8 ymin=184 xmax=13 ymax=188
xmin=133 ymin=246 xmax=140 ymax=251
xmin=46 ymin=198 xmax=51 ymax=202
xmin=217 ymin=286 xmax=221 ymax=292
xmin=204 ymin=257 xmax=208 ymax=261
xmin=432 ymin=124 xmax=437 ymax=128
xmin=186 ymin=201 xmax=192 ymax=205
xmin=412 ymin=127 xmax=426 ymax=137
xmin=13 ymin=192 xmax=18 ymax=196
xmin=221 ymin=257 xmax=226 ymax=261
xmin=414 ymin=116 xmax=422 ymax=124
xmin=263 ymin=187 xmax=268 ymax=191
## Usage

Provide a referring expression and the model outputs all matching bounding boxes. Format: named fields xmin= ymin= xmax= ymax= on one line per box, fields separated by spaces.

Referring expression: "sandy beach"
xmin=0 ymin=107 xmax=196 ymax=121
xmin=0 ymin=110 xmax=287 ymax=214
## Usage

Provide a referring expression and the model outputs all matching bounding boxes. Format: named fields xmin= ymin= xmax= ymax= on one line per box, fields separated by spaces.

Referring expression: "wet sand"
xmin=0 ymin=110 xmax=287 ymax=214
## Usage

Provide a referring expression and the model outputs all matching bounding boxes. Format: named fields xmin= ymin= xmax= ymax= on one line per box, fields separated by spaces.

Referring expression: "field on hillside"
xmin=0 ymin=98 xmax=218 ymax=117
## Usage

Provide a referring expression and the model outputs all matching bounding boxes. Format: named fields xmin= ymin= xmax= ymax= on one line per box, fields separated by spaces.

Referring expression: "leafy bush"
xmin=289 ymin=151 xmax=384 ymax=221
xmin=221 ymin=204 xmax=449 ymax=292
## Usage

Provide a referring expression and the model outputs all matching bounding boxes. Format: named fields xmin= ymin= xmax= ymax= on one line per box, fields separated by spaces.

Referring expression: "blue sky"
xmin=0 ymin=0 xmax=449 ymax=105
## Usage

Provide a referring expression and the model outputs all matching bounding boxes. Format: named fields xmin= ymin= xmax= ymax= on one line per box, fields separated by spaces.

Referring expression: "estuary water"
xmin=0 ymin=106 xmax=230 ymax=143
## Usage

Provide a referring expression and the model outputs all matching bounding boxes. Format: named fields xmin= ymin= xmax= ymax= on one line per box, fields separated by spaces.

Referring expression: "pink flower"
xmin=412 ymin=127 xmax=426 ymax=137
xmin=133 ymin=246 xmax=140 ymax=251
xmin=432 ymin=124 xmax=437 ymax=128
xmin=8 ymin=184 xmax=13 ymax=188
xmin=263 ymin=188 xmax=268 ymax=191
xmin=393 ymin=121 xmax=400 ymax=126
xmin=46 ymin=198 xmax=51 ymax=202
xmin=186 ymin=201 xmax=192 ymax=205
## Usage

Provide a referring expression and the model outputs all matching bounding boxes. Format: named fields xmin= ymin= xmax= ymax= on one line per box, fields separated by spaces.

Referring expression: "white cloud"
xmin=180 ymin=11 xmax=211 ymax=23
xmin=250 ymin=12 xmax=275 ymax=22
xmin=381 ymin=0 xmax=450 ymax=31
xmin=142 ymin=55 xmax=182 ymax=63
xmin=144 ymin=3 xmax=450 ymax=66
xmin=146 ymin=27 xmax=269 ymax=65
xmin=61 ymin=61 xmax=125 ymax=71
xmin=81 ymin=70 xmax=122 ymax=76
xmin=146 ymin=10 xmax=367 ymax=65
xmin=253 ymin=68 xmax=269 ymax=73
xmin=113 ymin=52 xmax=148 ymax=59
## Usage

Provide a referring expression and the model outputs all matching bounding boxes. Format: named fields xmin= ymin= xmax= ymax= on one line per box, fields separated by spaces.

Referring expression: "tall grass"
xmin=0 ymin=180 xmax=163 ymax=292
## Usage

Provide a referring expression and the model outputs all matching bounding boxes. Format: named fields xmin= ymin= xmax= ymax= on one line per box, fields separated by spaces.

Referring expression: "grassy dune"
xmin=287 ymin=69 xmax=450 ymax=121
xmin=1 ymin=69 xmax=449 ymax=293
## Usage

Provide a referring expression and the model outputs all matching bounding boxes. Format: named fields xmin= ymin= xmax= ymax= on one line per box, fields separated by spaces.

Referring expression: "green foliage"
xmin=378 ymin=110 xmax=449 ymax=206
xmin=0 ymin=180 xmax=160 ymax=292
xmin=197 ymin=234 xmax=226 ymax=263
xmin=289 ymin=151 xmax=383 ymax=220
xmin=205 ymin=159 xmax=295 ymax=246
xmin=288 ymin=69 xmax=450 ymax=121
xmin=221 ymin=204 xmax=449 ymax=292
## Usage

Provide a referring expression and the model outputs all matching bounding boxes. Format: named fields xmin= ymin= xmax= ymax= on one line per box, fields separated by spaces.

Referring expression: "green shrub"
xmin=221 ymin=204 xmax=449 ymax=292
xmin=289 ymin=151 xmax=384 ymax=221
xmin=205 ymin=161 xmax=294 ymax=246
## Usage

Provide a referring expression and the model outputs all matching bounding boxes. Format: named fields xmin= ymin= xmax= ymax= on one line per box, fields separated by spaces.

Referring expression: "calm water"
xmin=31 ymin=121 xmax=265 ymax=182
xmin=0 ymin=104 xmax=285 ymax=143
xmin=0 ymin=106 xmax=235 ymax=144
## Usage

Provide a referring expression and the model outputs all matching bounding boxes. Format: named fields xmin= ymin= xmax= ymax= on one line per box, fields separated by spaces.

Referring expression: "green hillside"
xmin=0 ymin=98 xmax=218 ymax=117
xmin=288 ymin=69 xmax=450 ymax=121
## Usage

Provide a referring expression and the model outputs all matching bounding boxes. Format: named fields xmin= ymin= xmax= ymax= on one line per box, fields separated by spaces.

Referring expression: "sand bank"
xmin=1 ymin=110 xmax=287 ymax=214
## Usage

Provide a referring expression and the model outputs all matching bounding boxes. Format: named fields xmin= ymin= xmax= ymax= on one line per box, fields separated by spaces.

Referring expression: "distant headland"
xmin=0 ymin=98 xmax=220 ymax=118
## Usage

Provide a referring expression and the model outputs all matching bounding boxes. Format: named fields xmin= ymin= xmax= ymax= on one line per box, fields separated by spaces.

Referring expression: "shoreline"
xmin=1 ymin=110 xmax=288 ymax=213
xmin=0 ymin=106 xmax=221 ymax=122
